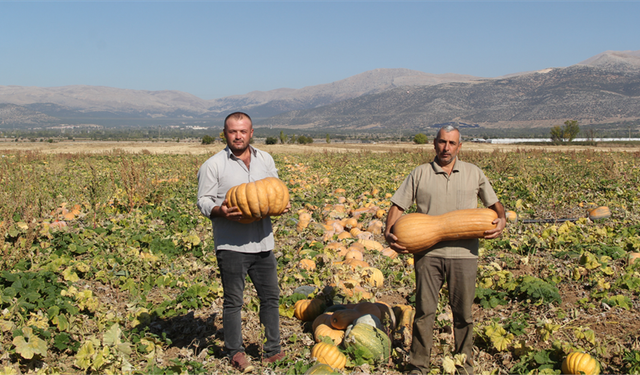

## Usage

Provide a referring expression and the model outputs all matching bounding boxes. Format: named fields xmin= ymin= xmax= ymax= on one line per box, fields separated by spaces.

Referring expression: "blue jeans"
xmin=216 ymin=250 xmax=281 ymax=358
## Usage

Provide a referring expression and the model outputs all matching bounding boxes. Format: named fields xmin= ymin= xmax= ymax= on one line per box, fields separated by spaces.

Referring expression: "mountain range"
xmin=1 ymin=50 xmax=639 ymax=132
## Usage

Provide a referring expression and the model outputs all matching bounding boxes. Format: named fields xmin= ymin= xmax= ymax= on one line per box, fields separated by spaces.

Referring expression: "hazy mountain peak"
xmin=205 ymin=68 xmax=481 ymax=117
xmin=578 ymin=49 xmax=640 ymax=70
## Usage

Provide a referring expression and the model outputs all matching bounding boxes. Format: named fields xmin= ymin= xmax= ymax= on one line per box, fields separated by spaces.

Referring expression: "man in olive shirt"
xmin=384 ymin=125 xmax=505 ymax=375
xmin=197 ymin=112 xmax=286 ymax=373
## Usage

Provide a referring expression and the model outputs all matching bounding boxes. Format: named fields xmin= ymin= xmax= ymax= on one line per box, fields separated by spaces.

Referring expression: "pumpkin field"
xmin=1 ymin=144 xmax=640 ymax=374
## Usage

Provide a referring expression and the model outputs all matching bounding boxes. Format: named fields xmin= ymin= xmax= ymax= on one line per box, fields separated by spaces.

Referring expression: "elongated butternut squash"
xmin=392 ymin=208 xmax=497 ymax=253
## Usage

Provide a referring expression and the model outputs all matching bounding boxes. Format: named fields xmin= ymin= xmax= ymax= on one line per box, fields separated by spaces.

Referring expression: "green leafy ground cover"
xmin=1 ymin=148 xmax=639 ymax=374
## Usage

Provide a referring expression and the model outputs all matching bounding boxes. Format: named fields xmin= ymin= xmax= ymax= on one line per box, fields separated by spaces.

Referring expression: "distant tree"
xmin=297 ymin=135 xmax=313 ymax=145
xmin=202 ymin=135 xmax=215 ymax=145
xmin=219 ymin=131 xmax=226 ymax=144
xmin=288 ymin=135 xmax=297 ymax=144
xmin=326 ymin=134 xmax=331 ymax=144
xmin=563 ymin=120 xmax=580 ymax=141
xmin=279 ymin=130 xmax=286 ymax=144
xmin=550 ymin=120 xmax=580 ymax=144
xmin=413 ymin=133 xmax=428 ymax=144
xmin=265 ymin=136 xmax=278 ymax=145
xmin=550 ymin=126 xmax=563 ymax=144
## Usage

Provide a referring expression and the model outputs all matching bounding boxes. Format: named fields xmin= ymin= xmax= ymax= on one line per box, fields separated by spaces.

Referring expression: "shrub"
xmin=413 ymin=133 xmax=428 ymax=144
xmin=201 ymin=135 xmax=215 ymax=145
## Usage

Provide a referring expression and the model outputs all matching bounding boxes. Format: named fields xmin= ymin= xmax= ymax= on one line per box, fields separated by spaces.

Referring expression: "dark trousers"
xmin=410 ymin=255 xmax=477 ymax=374
xmin=216 ymin=250 xmax=281 ymax=358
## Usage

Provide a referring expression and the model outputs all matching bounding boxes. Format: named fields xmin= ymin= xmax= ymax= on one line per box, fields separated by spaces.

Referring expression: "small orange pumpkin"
xmin=588 ymin=206 xmax=611 ymax=221
xmin=344 ymin=249 xmax=364 ymax=261
xmin=561 ymin=352 xmax=600 ymax=375
xmin=361 ymin=267 xmax=384 ymax=288
xmin=294 ymin=299 xmax=326 ymax=322
xmin=314 ymin=324 xmax=345 ymax=345
xmin=299 ymin=259 xmax=316 ymax=271
xmin=311 ymin=342 xmax=347 ymax=370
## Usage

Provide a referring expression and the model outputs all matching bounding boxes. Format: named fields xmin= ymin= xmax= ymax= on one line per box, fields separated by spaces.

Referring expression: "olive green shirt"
xmin=391 ymin=157 xmax=499 ymax=258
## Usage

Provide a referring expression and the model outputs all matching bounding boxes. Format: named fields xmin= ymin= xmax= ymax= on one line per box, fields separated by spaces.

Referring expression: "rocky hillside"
xmin=259 ymin=52 xmax=640 ymax=131
xmin=0 ymin=104 xmax=59 ymax=127
xmin=0 ymin=69 xmax=478 ymax=128
xmin=1 ymin=50 xmax=639 ymax=131
xmin=205 ymin=69 xmax=480 ymax=118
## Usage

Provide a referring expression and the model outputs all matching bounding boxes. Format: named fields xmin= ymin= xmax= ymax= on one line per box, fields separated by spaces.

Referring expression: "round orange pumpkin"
xmin=294 ymin=299 xmax=326 ymax=322
xmin=561 ymin=352 xmax=600 ymax=375
xmin=311 ymin=342 xmax=347 ymax=370
xmin=588 ymin=206 xmax=611 ymax=221
xmin=314 ymin=324 xmax=345 ymax=345
xmin=360 ymin=267 xmax=384 ymax=288
xmin=225 ymin=177 xmax=289 ymax=223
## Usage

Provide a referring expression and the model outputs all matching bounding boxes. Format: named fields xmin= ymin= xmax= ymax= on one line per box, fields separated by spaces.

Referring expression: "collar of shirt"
xmin=432 ymin=156 xmax=460 ymax=174
xmin=224 ymin=145 xmax=257 ymax=160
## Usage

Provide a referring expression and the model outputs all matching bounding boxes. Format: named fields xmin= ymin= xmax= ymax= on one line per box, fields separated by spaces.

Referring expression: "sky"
xmin=1 ymin=1 xmax=639 ymax=100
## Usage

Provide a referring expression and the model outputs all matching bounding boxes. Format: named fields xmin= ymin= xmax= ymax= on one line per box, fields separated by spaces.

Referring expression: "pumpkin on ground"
xmin=297 ymin=211 xmax=313 ymax=231
xmin=314 ymin=323 xmax=345 ymax=345
xmin=225 ymin=177 xmax=290 ymax=223
xmin=342 ymin=259 xmax=370 ymax=270
xmin=330 ymin=309 xmax=364 ymax=330
xmin=331 ymin=281 xmax=373 ymax=300
xmin=312 ymin=312 xmax=334 ymax=332
xmin=374 ymin=302 xmax=396 ymax=333
xmin=294 ymin=299 xmax=326 ymax=322
xmin=303 ymin=363 xmax=341 ymax=375
xmin=357 ymin=239 xmax=384 ymax=252
xmin=311 ymin=342 xmax=347 ymax=370
xmin=588 ymin=206 xmax=611 ymax=221
xmin=561 ymin=352 xmax=600 ymax=375
xmin=392 ymin=208 xmax=498 ymax=253
xmin=343 ymin=322 xmax=391 ymax=365
xmin=629 ymin=252 xmax=640 ymax=265
xmin=394 ymin=305 xmax=415 ymax=348
xmin=353 ymin=301 xmax=382 ymax=320
xmin=344 ymin=218 xmax=359 ymax=229
xmin=381 ymin=247 xmax=398 ymax=259
xmin=299 ymin=259 xmax=316 ymax=271
xmin=361 ymin=267 xmax=384 ymax=288
xmin=367 ymin=220 xmax=384 ymax=234
xmin=344 ymin=249 xmax=364 ymax=261
xmin=337 ymin=231 xmax=352 ymax=240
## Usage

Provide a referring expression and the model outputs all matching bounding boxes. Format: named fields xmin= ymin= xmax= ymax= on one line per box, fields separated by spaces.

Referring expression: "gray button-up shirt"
xmin=197 ymin=146 xmax=279 ymax=253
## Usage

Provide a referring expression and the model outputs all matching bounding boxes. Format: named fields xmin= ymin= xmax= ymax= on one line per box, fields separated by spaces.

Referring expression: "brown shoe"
xmin=262 ymin=351 xmax=286 ymax=364
xmin=231 ymin=352 xmax=255 ymax=373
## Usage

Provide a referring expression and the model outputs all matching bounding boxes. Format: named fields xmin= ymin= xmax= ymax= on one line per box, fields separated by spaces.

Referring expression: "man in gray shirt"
xmin=384 ymin=125 xmax=505 ymax=375
xmin=197 ymin=112 xmax=287 ymax=373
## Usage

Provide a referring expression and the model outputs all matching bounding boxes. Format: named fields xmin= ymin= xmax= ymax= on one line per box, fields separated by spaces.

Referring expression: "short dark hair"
xmin=224 ymin=112 xmax=252 ymax=129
